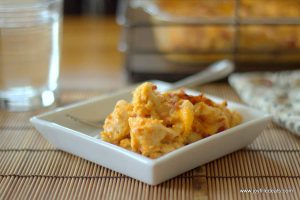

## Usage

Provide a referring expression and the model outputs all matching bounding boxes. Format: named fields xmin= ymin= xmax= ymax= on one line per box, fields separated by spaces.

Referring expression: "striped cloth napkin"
xmin=229 ymin=71 xmax=300 ymax=136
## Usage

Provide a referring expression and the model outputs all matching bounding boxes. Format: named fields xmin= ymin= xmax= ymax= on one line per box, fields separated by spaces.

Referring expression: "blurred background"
xmin=61 ymin=0 xmax=123 ymax=90
xmin=61 ymin=0 xmax=300 ymax=88
xmin=64 ymin=0 xmax=118 ymax=15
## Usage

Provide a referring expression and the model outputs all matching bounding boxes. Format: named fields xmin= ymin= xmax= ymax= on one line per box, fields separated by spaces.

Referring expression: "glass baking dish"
xmin=118 ymin=0 xmax=300 ymax=81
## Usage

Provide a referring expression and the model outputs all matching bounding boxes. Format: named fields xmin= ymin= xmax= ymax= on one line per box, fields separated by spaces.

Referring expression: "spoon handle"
xmin=171 ymin=60 xmax=235 ymax=90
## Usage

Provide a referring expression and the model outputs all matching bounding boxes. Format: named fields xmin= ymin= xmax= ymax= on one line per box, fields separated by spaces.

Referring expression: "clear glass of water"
xmin=0 ymin=0 xmax=62 ymax=111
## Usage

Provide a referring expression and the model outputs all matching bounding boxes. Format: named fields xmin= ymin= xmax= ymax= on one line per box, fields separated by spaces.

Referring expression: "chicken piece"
xmin=193 ymin=101 xmax=242 ymax=137
xmin=101 ymin=100 xmax=132 ymax=145
xmin=168 ymin=99 xmax=194 ymax=144
xmin=231 ymin=111 xmax=243 ymax=127
xmin=186 ymin=132 xmax=203 ymax=144
xmin=132 ymin=82 xmax=172 ymax=120
xmin=132 ymin=83 xmax=194 ymax=143
xmin=129 ymin=117 xmax=183 ymax=159
xmin=177 ymin=100 xmax=194 ymax=135
xmin=119 ymin=138 xmax=132 ymax=150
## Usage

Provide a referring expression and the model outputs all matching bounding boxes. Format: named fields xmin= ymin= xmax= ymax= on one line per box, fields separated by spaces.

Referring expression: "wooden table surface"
xmin=1 ymin=16 xmax=299 ymax=200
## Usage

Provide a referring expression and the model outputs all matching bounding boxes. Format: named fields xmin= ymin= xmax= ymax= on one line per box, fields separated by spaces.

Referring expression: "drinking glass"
xmin=0 ymin=0 xmax=62 ymax=111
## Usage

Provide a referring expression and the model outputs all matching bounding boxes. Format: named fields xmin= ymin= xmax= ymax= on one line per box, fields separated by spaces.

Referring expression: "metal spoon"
xmin=172 ymin=59 xmax=235 ymax=89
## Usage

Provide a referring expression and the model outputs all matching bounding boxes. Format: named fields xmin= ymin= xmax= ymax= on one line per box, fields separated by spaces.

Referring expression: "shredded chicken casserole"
xmin=101 ymin=82 xmax=242 ymax=158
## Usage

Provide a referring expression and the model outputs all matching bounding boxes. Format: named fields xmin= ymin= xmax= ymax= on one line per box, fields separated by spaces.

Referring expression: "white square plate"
xmin=30 ymin=80 xmax=271 ymax=185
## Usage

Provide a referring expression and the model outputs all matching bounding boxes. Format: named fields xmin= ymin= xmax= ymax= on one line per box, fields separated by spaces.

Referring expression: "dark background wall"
xmin=64 ymin=0 xmax=118 ymax=15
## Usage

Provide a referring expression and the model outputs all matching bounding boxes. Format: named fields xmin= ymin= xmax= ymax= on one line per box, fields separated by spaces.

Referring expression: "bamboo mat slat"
xmin=2 ymin=176 xmax=298 ymax=200
xmin=0 ymin=129 xmax=54 ymax=150
xmin=0 ymin=150 xmax=202 ymax=177
xmin=0 ymin=86 xmax=300 ymax=200
xmin=247 ymin=123 xmax=300 ymax=151
xmin=0 ymin=112 xmax=34 ymax=129
xmin=9 ymin=141 xmax=300 ymax=178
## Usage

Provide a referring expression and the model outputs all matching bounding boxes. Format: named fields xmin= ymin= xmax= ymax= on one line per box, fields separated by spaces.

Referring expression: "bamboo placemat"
xmin=0 ymin=84 xmax=299 ymax=200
